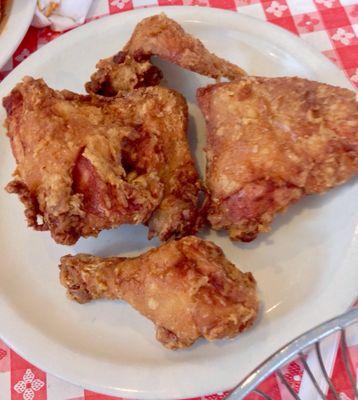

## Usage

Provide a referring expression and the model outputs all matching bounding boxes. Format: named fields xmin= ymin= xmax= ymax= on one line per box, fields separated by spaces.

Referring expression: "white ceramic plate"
xmin=0 ymin=0 xmax=36 ymax=70
xmin=0 ymin=6 xmax=357 ymax=400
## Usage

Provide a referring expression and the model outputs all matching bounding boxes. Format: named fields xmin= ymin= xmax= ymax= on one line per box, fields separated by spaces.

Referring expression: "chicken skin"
xmin=86 ymin=13 xmax=245 ymax=97
xmin=59 ymin=236 xmax=258 ymax=349
xmin=3 ymin=77 xmax=200 ymax=244
xmin=197 ymin=77 xmax=358 ymax=242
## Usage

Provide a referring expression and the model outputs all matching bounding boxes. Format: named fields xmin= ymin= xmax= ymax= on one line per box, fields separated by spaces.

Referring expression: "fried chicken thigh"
xmin=86 ymin=13 xmax=245 ymax=97
xmin=59 ymin=236 xmax=258 ymax=349
xmin=197 ymin=77 xmax=358 ymax=242
xmin=4 ymin=77 xmax=200 ymax=244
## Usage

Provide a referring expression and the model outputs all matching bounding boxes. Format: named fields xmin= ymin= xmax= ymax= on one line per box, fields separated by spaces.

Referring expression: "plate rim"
xmin=0 ymin=5 xmax=356 ymax=400
xmin=0 ymin=0 xmax=36 ymax=70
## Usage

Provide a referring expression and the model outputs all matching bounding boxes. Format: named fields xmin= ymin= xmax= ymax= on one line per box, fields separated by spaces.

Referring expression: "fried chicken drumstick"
xmin=59 ymin=236 xmax=258 ymax=349
xmin=86 ymin=13 xmax=245 ymax=96
xmin=4 ymin=77 xmax=200 ymax=244
xmin=198 ymin=77 xmax=358 ymax=242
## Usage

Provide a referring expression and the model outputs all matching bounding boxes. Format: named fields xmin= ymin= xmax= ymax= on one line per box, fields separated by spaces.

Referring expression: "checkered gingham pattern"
xmin=0 ymin=0 xmax=358 ymax=85
xmin=0 ymin=1 xmax=357 ymax=399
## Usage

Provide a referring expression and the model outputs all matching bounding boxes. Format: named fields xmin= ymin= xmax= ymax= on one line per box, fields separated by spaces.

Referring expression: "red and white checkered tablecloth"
xmin=0 ymin=0 xmax=357 ymax=86
xmin=0 ymin=1 xmax=357 ymax=399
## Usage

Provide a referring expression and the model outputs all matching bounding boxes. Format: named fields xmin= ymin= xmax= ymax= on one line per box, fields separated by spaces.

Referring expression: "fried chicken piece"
xmin=197 ymin=77 xmax=358 ymax=242
xmin=59 ymin=236 xmax=258 ymax=349
xmin=124 ymin=14 xmax=245 ymax=80
xmin=3 ymin=77 xmax=200 ymax=244
xmin=86 ymin=13 xmax=245 ymax=97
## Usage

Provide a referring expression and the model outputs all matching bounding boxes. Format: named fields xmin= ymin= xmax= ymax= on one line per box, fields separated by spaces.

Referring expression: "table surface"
xmin=0 ymin=1 xmax=357 ymax=399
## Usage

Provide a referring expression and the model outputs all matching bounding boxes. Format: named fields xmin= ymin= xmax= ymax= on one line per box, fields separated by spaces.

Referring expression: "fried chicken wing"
xmin=86 ymin=13 xmax=245 ymax=97
xmin=123 ymin=13 xmax=246 ymax=80
xmin=59 ymin=236 xmax=258 ymax=349
xmin=3 ymin=77 xmax=200 ymax=244
xmin=197 ymin=77 xmax=358 ymax=241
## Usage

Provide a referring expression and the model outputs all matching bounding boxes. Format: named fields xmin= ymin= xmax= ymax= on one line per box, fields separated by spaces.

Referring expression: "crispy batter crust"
xmin=197 ymin=77 xmax=358 ymax=241
xmin=86 ymin=51 xmax=163 ymax=95
xmin=123 ymin=14 xmax=245 ymax=80
xmin=87 ymin=14 xmax=245 ymax=97
xmin=59 ymin=236 xmax=258 ymax=349
xmin=4 ymin=77 xmax=200 ymax=244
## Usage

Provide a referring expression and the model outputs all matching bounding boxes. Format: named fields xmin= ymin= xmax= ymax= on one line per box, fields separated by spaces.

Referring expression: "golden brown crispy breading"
xmin=197 ymin=77 xmax=358 ymax=242
xmin=86 ymin=13 xmax=245 ymax=97
xmin=108 ymin=83 xmax=201 ymax=241
xmin=85 ymin=51 xmax=163 ymax=96
xmin=3 ymin=77 xmax=200 ymax=244
xmin=124 ymin=14 xmax=245 ymax=80
xmin=59 ymin=236 xmax=258 ymax=349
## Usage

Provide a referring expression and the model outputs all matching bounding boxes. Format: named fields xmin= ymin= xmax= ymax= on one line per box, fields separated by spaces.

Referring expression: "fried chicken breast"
xmin=3 ymin=77 xmax=200 ymax=244
xmin=86 ymin=13 xmax=245 ymax=97
xmin=197 ymin=77 xmax=358 ymax=241
xmin=59 ymin=236 xmax=258 ymax=349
